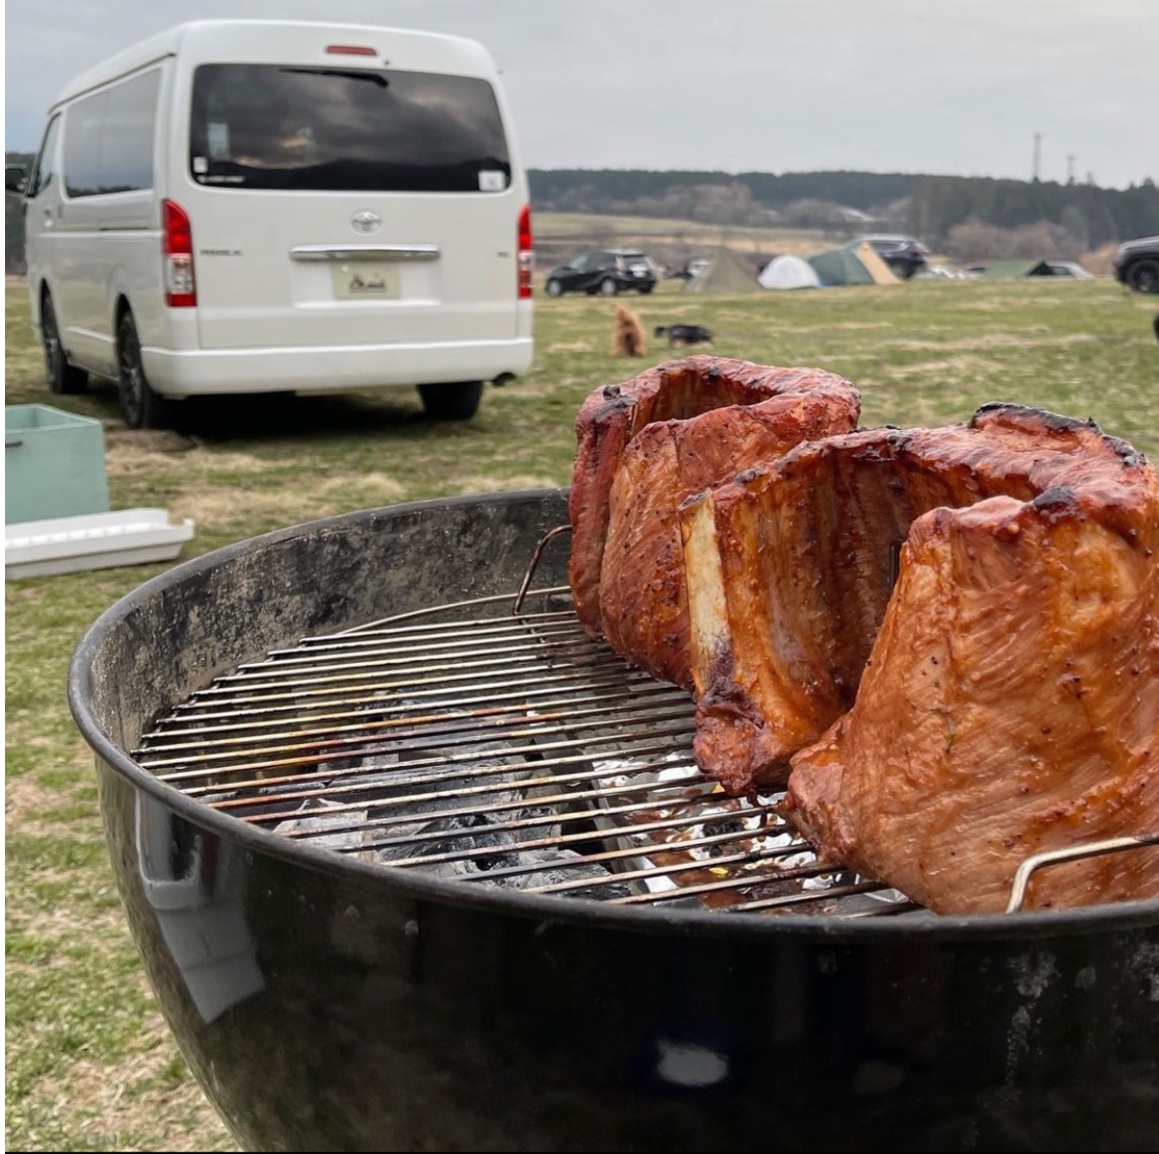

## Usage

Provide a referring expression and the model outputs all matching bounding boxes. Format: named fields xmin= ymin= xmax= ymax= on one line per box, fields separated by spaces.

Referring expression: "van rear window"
xmin=188 ymin=65 xmax=511 ymax=192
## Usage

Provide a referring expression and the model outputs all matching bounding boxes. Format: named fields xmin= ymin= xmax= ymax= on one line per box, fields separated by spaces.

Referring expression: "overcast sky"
xmin=4 ymin=0 xmax=1157 ymax=188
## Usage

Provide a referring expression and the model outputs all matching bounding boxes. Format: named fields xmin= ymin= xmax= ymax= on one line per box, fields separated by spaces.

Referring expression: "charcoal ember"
xmin=273 ymin=799 xmax=368 ymax=852
xmin=376 ymin=812 xmax=630 ymax=898
xmin=516 ymin=849 xmax=633 ymax=900
xmin=377 ymin=812 xmax=523 ymax=877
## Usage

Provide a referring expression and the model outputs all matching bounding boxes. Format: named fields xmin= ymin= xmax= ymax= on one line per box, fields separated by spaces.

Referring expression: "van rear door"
xmin=180 ymin=62 xmax=521 ymax=350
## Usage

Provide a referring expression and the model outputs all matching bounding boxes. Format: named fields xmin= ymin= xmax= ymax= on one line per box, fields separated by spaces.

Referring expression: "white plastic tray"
xmin=5 ymin=507 xmax=195 ymax=579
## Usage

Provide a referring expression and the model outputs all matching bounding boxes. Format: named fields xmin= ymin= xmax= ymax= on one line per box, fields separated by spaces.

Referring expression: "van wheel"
xmin=118 ymin=312 xmax=173 ymax=429
xmin=598 ymin=278 xmax=619 ymax=296
xmin=418 ymin=381 xmax=483 ymax=421
xmin=41 ymin=292 xmax=88 ymax=394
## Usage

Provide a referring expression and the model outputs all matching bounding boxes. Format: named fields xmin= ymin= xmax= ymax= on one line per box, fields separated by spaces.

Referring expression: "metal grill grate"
xmin=133 ymin=584 xmax=918 ymax=918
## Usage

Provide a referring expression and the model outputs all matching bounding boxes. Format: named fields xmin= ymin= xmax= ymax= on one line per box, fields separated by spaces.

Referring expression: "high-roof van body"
xmin=21 ymin=19 xmax=533 ymax=426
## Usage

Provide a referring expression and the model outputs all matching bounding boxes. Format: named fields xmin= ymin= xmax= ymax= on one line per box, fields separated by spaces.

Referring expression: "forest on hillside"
xmin=529 ymin=168 xmax=1159 ymax=255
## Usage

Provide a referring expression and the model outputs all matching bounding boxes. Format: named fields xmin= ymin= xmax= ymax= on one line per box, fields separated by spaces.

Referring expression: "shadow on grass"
xmin=79 ymin=376 xmax=467 ymax=444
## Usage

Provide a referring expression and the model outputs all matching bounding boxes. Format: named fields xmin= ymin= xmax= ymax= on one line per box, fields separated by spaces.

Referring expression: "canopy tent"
xmin=758 ymin=254 xmax=821 ymax=290
xmin=682 ymin=247 xmax=762 ymax=293
xmin=981 ymin=260 xmax=1055 ymax=279
xmin=808 ymin=241 xmax=900 ymax=287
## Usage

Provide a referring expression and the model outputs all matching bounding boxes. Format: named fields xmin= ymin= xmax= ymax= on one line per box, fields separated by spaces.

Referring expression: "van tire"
xmin=598 ymin=277 xmax=619 ymax=296
xmin=418 ymin=381 xmax=483 ymax=421
xmin=41 ymin=292 xmax=88 ymax=395
xmin=117 ymin=312 xmax=173 ymax=430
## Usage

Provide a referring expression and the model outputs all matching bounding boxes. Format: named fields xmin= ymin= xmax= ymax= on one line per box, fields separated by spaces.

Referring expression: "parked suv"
xmin=1113 ymin=235 xmax=1159 ymax=293
xmin=544 ymin=249 xmax=656 ymax=296
xmin=860 ymin=234 xmax=930 ymax=279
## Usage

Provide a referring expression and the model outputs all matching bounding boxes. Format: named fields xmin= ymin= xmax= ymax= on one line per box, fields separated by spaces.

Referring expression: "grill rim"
xmin=70 ymin=487 xmax=1159 ymax=944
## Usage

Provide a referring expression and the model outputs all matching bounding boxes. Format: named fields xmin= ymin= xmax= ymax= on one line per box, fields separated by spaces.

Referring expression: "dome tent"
xmin=759 ymin=254 xmax=822 ymax=290
xmin=809 ymin=241 xmax=900 ymax=287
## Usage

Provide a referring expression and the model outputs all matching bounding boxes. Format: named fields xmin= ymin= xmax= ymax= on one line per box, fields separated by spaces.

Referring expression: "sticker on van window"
xmin=192 ymin=157 xmax=208 ymax=174
xmin=478 ymin=170 xmax=506 ymax=192
xmin=207 ymin=122 xmax=230 ymax=160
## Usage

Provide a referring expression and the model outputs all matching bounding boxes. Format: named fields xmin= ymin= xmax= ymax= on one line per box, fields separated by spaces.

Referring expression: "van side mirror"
xmin=5 ymin=166 xmax=28 ymax=195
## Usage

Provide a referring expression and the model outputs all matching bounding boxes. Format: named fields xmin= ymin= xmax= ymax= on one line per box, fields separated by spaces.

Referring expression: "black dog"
xmin=1154 ymin=311 xmax=1159 ymax=346
xmin=653 ymin=323 xmax=714 ymax=349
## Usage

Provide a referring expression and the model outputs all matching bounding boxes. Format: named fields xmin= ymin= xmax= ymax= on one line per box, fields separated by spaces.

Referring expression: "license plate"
xmin=331 ymin=262 xmax=399 ymax=299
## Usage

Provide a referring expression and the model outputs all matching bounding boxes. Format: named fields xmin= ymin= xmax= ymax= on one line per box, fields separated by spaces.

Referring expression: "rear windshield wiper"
xmin=279 ymin=67 xmax=389 ymax=88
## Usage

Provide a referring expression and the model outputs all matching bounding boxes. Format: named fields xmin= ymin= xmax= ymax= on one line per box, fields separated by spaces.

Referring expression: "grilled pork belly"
xmin=785 ymin=488 xmax=1159 ymax=914
xmin=568 ymin=357 xmax=861 ymax=687
xmin=682 ymin=404 xmax=1159 ymax=807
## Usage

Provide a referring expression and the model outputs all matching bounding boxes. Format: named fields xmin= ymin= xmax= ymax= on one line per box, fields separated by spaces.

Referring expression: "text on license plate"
xmin=332 ymin=262 xmax=400 ymax=299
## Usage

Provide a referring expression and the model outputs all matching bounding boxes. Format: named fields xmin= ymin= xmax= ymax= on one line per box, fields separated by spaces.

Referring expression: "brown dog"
xmin=611 ymin=305 xmax=647 ymax=357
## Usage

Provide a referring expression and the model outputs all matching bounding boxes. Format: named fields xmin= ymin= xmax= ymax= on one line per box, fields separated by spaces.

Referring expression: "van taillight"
xmin=162 ymin=199 xmax=196 ymax=308
xmin=518 ymin=204 xmax=533 ymax=299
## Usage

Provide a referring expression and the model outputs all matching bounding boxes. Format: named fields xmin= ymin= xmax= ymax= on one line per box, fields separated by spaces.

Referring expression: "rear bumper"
xmin=141 ymin=338 xmax=534 ymax=398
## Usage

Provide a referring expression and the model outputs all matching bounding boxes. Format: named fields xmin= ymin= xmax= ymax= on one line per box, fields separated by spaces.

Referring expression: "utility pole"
xmin=1032 ymin=133 xmax=1042 ymax=182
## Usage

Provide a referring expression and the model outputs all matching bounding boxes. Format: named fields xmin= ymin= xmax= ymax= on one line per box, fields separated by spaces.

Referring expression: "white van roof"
xmin=50 ymin=19 xmax=498 ymax=110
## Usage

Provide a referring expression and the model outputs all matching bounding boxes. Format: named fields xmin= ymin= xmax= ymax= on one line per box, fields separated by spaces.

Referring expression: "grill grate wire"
xmin=132 ymin=531 xmax=1157 ymax=917
xmin=134 ymin=586 xmax=914 ymax=917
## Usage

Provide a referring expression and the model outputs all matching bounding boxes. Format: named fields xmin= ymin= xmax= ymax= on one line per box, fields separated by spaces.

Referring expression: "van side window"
xmin=26 ymin=114 xmax=62 ymax=197
xmin=189 ymin=65 xmax=511 ymax=193
xmin=64 ymin=69 xmax=160 ymax=197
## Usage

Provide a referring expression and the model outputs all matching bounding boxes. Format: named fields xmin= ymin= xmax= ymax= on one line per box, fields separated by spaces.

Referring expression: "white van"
xmin=16 ymin=19 xmax=534 ymax=428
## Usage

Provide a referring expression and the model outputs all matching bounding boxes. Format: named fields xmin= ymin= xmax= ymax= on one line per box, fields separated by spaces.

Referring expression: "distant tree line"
xmin=529 ymin=168 xmax=1159 ymax=249
xmin=7 ymin=156 xmax=1157 ymax=274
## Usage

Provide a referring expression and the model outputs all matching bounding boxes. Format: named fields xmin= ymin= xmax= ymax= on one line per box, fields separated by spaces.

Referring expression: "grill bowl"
xmin=70 ymin=489 xmax=1159 ymax=1152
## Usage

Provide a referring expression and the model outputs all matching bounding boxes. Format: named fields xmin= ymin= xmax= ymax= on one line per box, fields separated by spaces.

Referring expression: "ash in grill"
xmin=133 ymin=585 xmax=915 ymax=918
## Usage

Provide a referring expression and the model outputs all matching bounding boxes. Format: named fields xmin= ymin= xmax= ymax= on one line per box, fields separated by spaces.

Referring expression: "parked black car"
xmin=544 ymin=249 xmax=657 ymax=297
xmin=1113 ymin=235 xmax=1159 ymax=293
xmin=860 ymin=234 xmax=930 ymax=279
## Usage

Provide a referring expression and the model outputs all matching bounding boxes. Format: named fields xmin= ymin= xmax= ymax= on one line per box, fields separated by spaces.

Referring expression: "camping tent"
xmin=808 ymin=241 xmax=900 ymax=287
xmin=682 ymin=247 xmax=761 ymax=293
xmin=758 ymin=254 xmax=821 ymax=290
xmin=981 ymin=260 xmax=1054 ymax=279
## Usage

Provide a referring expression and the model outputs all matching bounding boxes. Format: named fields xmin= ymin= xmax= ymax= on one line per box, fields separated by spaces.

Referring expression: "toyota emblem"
xmin=351 ymin=211 xmax=381 ymax=235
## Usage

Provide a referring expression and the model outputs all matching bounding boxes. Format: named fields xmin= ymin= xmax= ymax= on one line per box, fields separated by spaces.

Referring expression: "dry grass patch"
xmin=171 ymin=484 xmax=328 ymax=530
xmin=105 ymin=442 xmax=274 ymax=480
xmin=32 ymin=1021 xmax=236 ymax=1153
xmin=4 ymin=772 xmax=85 ymax=834
xmin=886 ymin=333 xmax=1101 ymax=352
xmin=887 ymin=356 xmax=1009 ymax=379
xmin=455 ymin=473 xmax=564 ymax=494
xmin=319 ymin=472 xmax=408 ymax=503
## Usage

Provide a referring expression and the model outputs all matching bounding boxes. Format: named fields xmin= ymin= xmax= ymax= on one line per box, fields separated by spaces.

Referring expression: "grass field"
xmin=5 ymin=272 xmax=1159 ymax=1151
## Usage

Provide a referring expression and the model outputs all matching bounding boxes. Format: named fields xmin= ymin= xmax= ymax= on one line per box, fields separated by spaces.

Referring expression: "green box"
xmin=5 ymin=404 xmax=110 ymax=525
